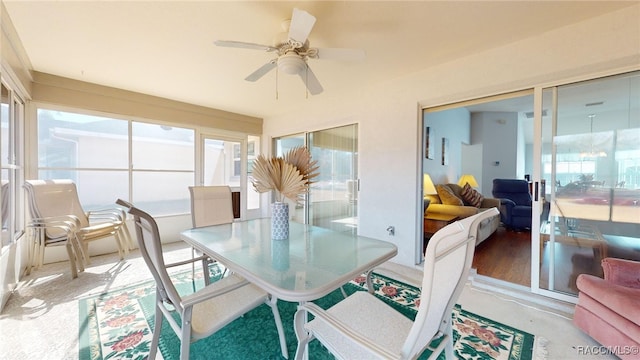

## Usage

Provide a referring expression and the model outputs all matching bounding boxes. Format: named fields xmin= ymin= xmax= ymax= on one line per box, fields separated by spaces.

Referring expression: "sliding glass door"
xmin=308 ymin=125 xmax=359 ymax=234
xmin=274 ymin=124 xmax=358 ymax=232
xmin=274 ymin=133 xmax=306 ymax=223
xmin=538 ymin=71 xmax=640 ymax=298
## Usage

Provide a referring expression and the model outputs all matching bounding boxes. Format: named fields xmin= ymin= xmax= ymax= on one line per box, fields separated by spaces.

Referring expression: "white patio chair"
xmin=188 ymin=185 xmax=234 ymax=227
xmin=117 ymin=199 xmax=288 ymax=360
xmin=293 ymin=208 xmax=499 ymax=360
xmin=188 ymin=185 xmax=235 ymax=283
xmin=24 ymin=179 xmax=129 ymax=278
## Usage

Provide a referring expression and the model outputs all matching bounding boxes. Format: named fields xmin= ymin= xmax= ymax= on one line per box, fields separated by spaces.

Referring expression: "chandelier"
xmin=579 ymin=114 xmax=607 ymax=158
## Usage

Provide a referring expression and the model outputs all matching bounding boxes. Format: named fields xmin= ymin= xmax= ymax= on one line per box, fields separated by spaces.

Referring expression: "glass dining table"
xmin=179 ymin=218 xmax=398 ymax=303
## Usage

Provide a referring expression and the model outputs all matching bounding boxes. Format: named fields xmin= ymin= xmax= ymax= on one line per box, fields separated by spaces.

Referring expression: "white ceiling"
xmin=3 ymin=1 xmax=636 ymax=119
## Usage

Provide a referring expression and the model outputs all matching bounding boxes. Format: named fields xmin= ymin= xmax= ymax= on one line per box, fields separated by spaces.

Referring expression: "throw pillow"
xmin=460 ymin=183 xmax=484 ymax=208
xmin=436 ymin=184 xmax=464 ymax=206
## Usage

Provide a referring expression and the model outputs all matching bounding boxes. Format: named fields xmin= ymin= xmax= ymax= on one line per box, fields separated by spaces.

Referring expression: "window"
xmin=37 ymin=109 xmax=129 ymax=209
xmin=1 ymin=82 xmax=25 ymax=248
xmin=37 ymin=108 xmax=195 ymax=215
xmin=132 ymin=122 xmax=195 ymax=215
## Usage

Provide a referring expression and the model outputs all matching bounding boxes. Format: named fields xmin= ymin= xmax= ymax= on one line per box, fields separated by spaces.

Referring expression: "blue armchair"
xmin=492 ymin=179 xmax=532 ymax=230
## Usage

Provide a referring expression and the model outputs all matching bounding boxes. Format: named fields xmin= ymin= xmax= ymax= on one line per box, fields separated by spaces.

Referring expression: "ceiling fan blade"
xmin=315 ymin=48 xmax=366 ymax=62
xmin=245 ymin=60 xmax=277 ymax=82
xmin=299 ymin=65 xmax=323 ymax=95
xmin=214 ymin=40 xmax=277 ymax=52
xmin=288 ymin=8 xmax=316 ymax=44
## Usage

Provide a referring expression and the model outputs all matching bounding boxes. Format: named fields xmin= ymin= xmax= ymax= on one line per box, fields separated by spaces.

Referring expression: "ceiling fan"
xmin=214 ymin=8 xmax=365 ymax=95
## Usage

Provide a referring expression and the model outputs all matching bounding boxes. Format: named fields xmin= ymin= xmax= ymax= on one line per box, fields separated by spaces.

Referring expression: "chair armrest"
xmin=497 ymin=198 xmax=515 ymax=208
xmin=27 ymin=216 xmax=79 ymax=241
xmin=427 ymin=204 xmax=477 ymax=218
xmin=180 ymin=273 xmax=249 ymax=308
xmin=87 ymin=208 xmax=125 ymax=223
xmin=494 ymin=198 xmax=514 ymax=224
xmin=602 ymin=258 xmax=640 ymax=289
xmin=577 ymin=274 xmax=640 ymax=324
xmin=165 ymin=255 xmax=210 ymax=269
xmin=27 ymin=220 xmax=76 ymax=233
xmin=295 ymin=301 xmax=398 ymax=359
xmin=28 ymin=215 xmax=80 ymax=230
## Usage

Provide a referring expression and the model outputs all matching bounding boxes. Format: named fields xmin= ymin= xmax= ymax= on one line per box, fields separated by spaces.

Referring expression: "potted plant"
xmin=251 ymin=146 xmax=318 ymax=239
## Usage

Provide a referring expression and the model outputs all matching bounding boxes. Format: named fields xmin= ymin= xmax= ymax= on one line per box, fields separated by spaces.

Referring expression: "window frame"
xmin=35 ymin=105 xmax=197 ymax=216
xmin=33 ymin=104 xmax=257 ymax=218
xmin=1 ymin=80 xmax=26 ymax=249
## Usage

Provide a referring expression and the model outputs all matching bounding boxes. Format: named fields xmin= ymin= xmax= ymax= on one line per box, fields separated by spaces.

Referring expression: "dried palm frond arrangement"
xmin=252 ymin=146 xmax=319 ymax=203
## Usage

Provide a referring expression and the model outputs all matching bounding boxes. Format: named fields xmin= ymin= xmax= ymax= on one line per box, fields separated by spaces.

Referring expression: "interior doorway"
xmin=420 ymin=71 xmax=640 ymax=300
xmin=421 ymin=91 xmax=536 ymax=286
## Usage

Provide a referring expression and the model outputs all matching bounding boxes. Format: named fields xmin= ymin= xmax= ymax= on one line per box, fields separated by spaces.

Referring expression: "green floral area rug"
xmin=79 ymin=267 xmax=537 ymax=360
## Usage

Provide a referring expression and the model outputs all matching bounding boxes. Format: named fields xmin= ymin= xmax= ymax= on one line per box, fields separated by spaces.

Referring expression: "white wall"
xmin=424 ymin=107 xmax=470 ymax=185
xmin=263 ymin=6 xmax=640 ymax=267
xmin=461 ymin=144 xmax=483 ymax=190
xmin=472 ymin=111 xmax=520 ymax=195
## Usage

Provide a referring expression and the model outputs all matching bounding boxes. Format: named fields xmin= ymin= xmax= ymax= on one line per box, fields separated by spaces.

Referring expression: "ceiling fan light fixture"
xmin=278 ymin=52 xmax=306 ymax=75
xmin=215 ymin=8 xmax=361 ymax=95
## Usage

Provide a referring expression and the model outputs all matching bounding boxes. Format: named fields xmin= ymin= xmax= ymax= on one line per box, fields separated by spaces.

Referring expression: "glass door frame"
xmin=531 ymin=84 xmax=602 ymax=304
xmin=532 ymin=85 xmax=579 ymax=303
xmin=197 ymin=133 xmax=257 ymax=220
xmin=418 ymin=68 xmax=637 ymax=304
xmin=531 ymin=69 xmax=639 ymax=303
xmin=530 ymin=86 xmax=552 ymax=299
xmin=273 ymin=124 xmax=359 ymax=230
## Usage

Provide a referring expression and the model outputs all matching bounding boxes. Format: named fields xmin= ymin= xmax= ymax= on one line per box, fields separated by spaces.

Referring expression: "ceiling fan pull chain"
xmin=275 ymin=66 xmax=279 ymax=100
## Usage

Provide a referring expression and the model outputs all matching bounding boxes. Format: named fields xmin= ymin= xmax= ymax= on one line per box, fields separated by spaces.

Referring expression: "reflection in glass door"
xmin=539 ymin=71 xmax=640 ymax=297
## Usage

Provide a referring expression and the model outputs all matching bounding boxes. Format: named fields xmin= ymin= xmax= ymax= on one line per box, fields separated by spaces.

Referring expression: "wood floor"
xmin=472 ymin=226 xmax=532 ymax=287
xmin=472 ymin=225 xmax=604 ymax=295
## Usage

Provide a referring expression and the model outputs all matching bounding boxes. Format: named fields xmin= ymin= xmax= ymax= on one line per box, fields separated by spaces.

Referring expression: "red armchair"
xmin=573 ymin=258 xmax=640 ymax=359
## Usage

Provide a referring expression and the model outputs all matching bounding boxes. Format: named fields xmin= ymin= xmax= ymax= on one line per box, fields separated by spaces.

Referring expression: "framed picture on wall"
xmin=425 ymin=127 xmax=434 ymax=159
xmin=442 ymin=137 xmax=449 ymax=165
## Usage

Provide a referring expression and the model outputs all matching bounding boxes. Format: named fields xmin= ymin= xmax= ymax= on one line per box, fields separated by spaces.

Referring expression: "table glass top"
xmin=180 ymin=218 xmax=397 ymax=301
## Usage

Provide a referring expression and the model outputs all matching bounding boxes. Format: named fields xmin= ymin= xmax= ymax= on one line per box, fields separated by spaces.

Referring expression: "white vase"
xmin=271 ymin=202 xmax=289 ymax=240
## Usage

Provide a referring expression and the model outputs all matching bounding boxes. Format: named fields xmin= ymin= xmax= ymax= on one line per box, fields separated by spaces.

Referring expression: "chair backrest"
xmin=402 ymin=208 xmax=499 ymax=358
xmin=189 ymin=186 xmax=234 ymax=228
xmin=492 ymin=178 xmax=532 ymax=206
xmin=24 ymin=179 xmax=90 ymax=238
xmin=116 ymin=199 xmax=184 ymax=312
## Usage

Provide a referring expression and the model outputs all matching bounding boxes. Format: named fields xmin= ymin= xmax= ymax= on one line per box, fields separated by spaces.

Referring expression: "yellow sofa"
xmin=426 ymin=183 xmax=501 ymax=245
